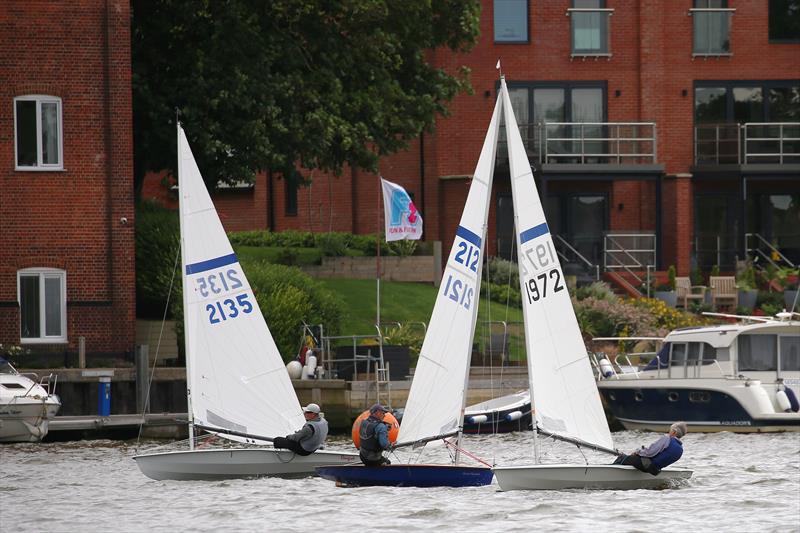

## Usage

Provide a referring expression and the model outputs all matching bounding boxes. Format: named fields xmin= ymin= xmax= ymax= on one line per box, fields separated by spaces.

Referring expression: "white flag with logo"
xmin=381 ymin=178 xmax=423 ymax=241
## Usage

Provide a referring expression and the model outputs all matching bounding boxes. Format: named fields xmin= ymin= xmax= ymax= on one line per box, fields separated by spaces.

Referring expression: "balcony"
xmin=694 ymin=122 xmax=800 ymax=166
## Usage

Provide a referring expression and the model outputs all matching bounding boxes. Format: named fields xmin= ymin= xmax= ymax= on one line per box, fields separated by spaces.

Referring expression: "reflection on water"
xmin=1 ymin=431 xmax=798 ymax=532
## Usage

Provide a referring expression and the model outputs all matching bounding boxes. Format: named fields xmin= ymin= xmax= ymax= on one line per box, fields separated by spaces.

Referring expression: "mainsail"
xmin=500 ymin=79 xmax=614 ymax=452
xmin=178 ymin=125 xmax=304 ymax=442
xmin=395 ymin=94 xmax=502 ymax=447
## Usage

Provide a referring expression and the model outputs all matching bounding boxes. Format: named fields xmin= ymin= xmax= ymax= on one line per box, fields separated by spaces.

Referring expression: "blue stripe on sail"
xmin=519 ymin=223 xmax=549 ymax=244
xmin=185 ymin=253 xmax=238 ymax=275
xmin=456 ymin=225 xmax=482 ymax=247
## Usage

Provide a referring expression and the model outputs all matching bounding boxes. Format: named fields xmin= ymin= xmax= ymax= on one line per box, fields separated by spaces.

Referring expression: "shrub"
xmin=274 ymin=247 xmax=299 ymax=265
xmin=380 ymin=324 xmax=425 ymax=365
xmin=481 ymin=281 xmax=522 ymax=308
xmin=575 ymin=281 xmax=618 ymax=302
xmin=483 ymin=257 xmax=519 ymax=288
xmin=135 ymin=201 xmax=180 ymax=318
xmin=387 ymin=239 xmax=418 ymax=257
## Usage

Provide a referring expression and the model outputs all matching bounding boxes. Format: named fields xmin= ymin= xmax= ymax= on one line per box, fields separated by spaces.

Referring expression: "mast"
xmin=177 ymin=121 xmax=195 ymax=450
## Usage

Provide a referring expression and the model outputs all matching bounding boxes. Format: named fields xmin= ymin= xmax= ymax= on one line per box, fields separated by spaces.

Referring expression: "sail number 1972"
xmin=523 ymin=269 xmax=565 ymax=304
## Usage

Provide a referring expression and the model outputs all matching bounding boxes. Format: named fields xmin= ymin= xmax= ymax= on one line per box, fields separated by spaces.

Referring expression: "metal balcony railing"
xmin=694 ymin=122 xmax=800 ymax=165
xmin=497 ymin=122 xmax=658 ymax=166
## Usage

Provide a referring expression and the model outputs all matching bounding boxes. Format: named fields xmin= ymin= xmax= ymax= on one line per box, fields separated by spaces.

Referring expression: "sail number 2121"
xmin=524 ymin=269 xmax=565 ymax=304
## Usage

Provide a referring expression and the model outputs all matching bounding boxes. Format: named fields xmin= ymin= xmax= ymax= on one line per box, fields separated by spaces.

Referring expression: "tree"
xmin=131 ymin=0 xmax=481 ymax=194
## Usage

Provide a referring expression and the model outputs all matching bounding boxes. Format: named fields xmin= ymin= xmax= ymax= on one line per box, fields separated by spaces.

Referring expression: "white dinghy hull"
xmin=493 ymin=464 xmax=692 ymax=491
xmin=134 ymin=448 xmax=360 ymax=481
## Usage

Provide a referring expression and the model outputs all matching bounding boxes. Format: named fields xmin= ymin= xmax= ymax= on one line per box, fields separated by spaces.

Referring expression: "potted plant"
xmin=777 ymin=267 xmax=800 ymax=311
xmin=736 ymin=264 xmax=759 ymax=311
xmin=654 ymin=265 xmax=677 ymax=307
xmin=705 ymin=265 xmax=720 ymax=305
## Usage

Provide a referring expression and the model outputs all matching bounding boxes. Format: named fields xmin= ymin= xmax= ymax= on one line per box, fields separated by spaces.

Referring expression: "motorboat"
xmin=593 ymin=312 xmax=800 ymax=433
xmin=463 ymin=390 xmax=532 ymax=434
xmin=0 ymin=357 xmax=61 ymax=442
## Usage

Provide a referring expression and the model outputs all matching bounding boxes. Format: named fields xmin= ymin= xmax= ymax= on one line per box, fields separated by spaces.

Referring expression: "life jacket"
xmin=299 ymin=418 xmax=328 ymax=453
xmin=650 ymin=436 xmax=684 ymax=472
xmin=359 ymin=416 xmax=385 ymax=460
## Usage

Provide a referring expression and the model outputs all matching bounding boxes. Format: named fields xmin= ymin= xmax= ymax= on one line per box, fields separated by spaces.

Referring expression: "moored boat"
xmin=594 ymin=313 xmax=800 ymax=433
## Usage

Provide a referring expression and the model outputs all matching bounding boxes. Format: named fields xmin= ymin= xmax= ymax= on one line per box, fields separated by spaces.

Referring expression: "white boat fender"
xmin=599 ymin=358 xmax=614 ymax=378
xmin=505 ymin=410 xmax=523 ymax=422
xmin=469 ymin=415 xmax=488 ymax=424
xmin=776 ymin=389 xmax=792 ymax=413
xmin=304 ymin=355 xmax=317 ymax=379
xmin=745 ymin=380 xmax=777 ymax=414
xmin=286 ymin=360 xmax=303 ymax=380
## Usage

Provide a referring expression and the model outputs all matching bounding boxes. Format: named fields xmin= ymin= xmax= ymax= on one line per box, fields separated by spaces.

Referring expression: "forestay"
xmin=500 ymin=80 xmax=614 ymax=452
xmin=178 ymin=125 xmax=304 ymax=442
xmin=395 ymin=94 xmax=502 ymax=447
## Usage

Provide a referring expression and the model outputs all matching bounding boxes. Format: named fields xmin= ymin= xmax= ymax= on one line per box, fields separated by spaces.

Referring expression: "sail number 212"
xmin=524 ymin=269 xmax=565 ymax=304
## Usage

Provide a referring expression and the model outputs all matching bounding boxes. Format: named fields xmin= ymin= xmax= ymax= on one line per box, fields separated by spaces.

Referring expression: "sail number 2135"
xmin=524 ymin=269 xmax=565 ymax=304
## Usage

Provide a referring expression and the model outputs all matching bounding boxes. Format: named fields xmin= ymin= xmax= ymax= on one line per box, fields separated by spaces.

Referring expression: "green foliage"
xmin=776 ymin=267 xmax=800 ymax=290
xmin=710 ymin=264 xmax=720 ymax=277
xmin=380 ymin=324 xmax=424 ymax=364
xmin=481 ymin=281 xmax=522 ymax=308
xmin=575 ymin=281 xmax=618 ymax=302
xmin=135 ymin=201 xmax=180 ymax=318
xmin=274 ymin=247 xmax=299 ymax=265
xmin=315 ymin=232 xmax=351 ymax=256
xmin=667 ymin=265 xmax=676 ymax=291
xmin=131 ymin=0 xmax=481 ymax=193
xmin=736 ymin=265 xmax=758 ymax=291
xmin=690 ymin=266 xmax=704 ymax=286
xmin=757 ymin=290 xmax=784 ymax=316
xmin=386 ymin=239 xmax=418 ymax=257
xmin=483 ymin=257 xmax=520 ymax=288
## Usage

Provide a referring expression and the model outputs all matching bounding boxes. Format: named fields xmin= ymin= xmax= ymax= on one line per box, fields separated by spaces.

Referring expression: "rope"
xmin=443 ymin=439 xmax=492 ymax=468
xmin=135 ymin=244 xmax=181 ymax=451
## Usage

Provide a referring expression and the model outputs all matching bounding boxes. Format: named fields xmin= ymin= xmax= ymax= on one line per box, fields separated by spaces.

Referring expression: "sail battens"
xmin=185 ymin=253 xmax=239 ymax=274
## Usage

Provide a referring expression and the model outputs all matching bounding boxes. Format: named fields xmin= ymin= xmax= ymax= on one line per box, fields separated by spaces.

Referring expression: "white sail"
xmin=499 ymin=79 xmax=614 ymax=451
xmin=178 ymin=125 xmax=304 ymax=441
xmin=396 ymin=95 xmax=502 ymax=446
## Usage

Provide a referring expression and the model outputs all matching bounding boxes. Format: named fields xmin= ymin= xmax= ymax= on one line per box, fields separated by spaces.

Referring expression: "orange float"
xmin=351 ymin=410 xmax=399 ymax=448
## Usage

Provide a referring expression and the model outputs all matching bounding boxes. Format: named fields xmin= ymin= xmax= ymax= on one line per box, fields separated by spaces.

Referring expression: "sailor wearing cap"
xmin=273 ymin=403 xmax=329 ymax=456
xmin=359 ymin=404 xmax=392 ymax=466
xmin=613 ymin=421 xmax=688 ymax=475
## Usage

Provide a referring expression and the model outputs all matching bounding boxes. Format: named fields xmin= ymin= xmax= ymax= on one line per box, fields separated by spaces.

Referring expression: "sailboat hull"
xmin=316 ymin=464 xmax=494 ymax=488
xmin=133 ymin=448 xmax=360 ymax=481
xmin=492 ymin=464 xmax=692 ymax=490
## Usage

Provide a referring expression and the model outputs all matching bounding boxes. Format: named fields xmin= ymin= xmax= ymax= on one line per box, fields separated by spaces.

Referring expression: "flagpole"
xmin=376 ymin=178 xmax=381 ymax=332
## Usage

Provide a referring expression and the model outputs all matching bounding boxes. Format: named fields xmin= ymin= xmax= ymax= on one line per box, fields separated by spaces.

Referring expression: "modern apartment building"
xmin=145 ymin=0 xmax=798 ymax=283
xmin=0 ymin=1 xmax=135 ymax=359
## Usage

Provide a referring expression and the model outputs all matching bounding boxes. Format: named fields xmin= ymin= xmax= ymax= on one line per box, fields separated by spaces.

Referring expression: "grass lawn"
xmin=318 ymin=278 xmax=527 ymax=362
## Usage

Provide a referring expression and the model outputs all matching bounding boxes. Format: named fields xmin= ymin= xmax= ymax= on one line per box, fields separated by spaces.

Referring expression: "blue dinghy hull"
xmin=316 ymin=464 xmax=494 ymax=487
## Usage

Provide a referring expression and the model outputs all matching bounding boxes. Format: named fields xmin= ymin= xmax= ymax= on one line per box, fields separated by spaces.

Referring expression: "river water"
xmin=1 ymin=431 xmax=798 ymax=532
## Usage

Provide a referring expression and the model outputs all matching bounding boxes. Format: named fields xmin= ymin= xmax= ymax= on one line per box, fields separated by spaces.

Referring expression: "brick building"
xmin=0 ymin=1 xmax=135 ymax=360
xmin=144 ymin=0 xmax=799 ymax=283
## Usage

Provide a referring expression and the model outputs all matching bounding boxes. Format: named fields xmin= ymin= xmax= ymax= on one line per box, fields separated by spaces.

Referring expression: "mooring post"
xmin=135 ymin=345 xmax=150 ymax=414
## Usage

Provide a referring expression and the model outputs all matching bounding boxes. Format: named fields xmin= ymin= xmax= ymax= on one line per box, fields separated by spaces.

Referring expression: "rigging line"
xmin=136 ymin=242 xmax=181 ymax=450
xmin=443 ymin=439 xmax=492 ymax=468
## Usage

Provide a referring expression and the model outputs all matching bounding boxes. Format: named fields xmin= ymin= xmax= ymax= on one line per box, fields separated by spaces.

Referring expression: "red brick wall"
xmin=0 ymin=1 xmax=134 ymax=356
xmin=140 ymin=1 xmax=798 ymax=273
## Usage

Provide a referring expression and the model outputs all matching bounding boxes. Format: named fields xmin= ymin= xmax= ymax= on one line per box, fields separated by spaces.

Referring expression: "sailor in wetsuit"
xmin=613 ymin=421 xmax=687 ymax=475
xmin=359 ymin=404 xmax=392 ymax=466
xmin=272 ymin=403 xmax=328 ymax=456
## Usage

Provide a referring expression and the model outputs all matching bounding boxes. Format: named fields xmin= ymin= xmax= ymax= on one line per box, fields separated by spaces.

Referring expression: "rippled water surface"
xmin=1 ymin=431 xmax=799 ymax=532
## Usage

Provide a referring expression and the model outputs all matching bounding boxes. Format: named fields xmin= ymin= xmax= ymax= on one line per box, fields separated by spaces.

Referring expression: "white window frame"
xmin=13 ymin=95 xmax=64 ymax=171
xmin=17 ymin=268 xmax=67 ymax=344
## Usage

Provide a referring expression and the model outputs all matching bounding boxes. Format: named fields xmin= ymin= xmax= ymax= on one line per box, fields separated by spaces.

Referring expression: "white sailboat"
xmin=133 ymin=125 xmax=358 ymax=480
xmin=491 ymin=77 xmax=693 ymax=490
xmin=316 ymin=84 xmax=506 ymax=488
